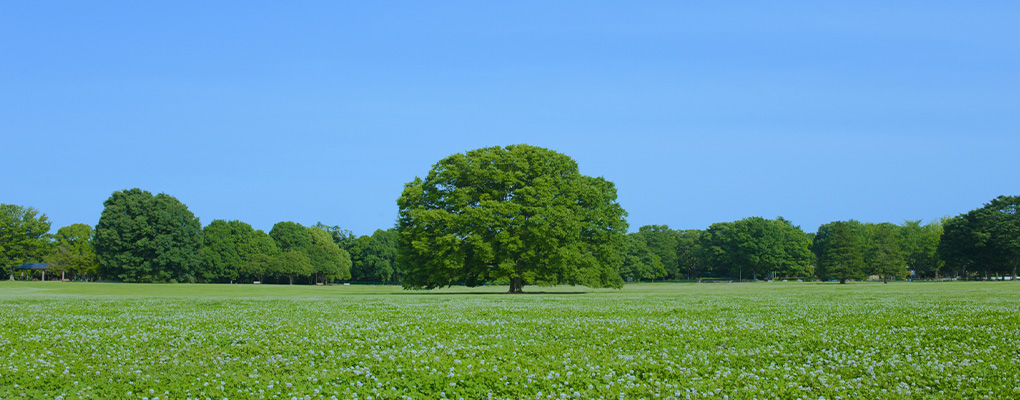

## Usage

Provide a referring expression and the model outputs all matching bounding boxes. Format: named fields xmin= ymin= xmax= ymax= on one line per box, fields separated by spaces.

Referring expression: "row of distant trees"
xmin=3 ymin=150 xmax=1018 ymax=289
xmin=2 ymin=192 xmax=1015 ymax=285
xmin=618 ymin=196 xmax=1018 ymax=283
xmin=1 ymin=189 xmax=401 ymax=284
xmin=619 ymin=218 xmax=941 ymax=283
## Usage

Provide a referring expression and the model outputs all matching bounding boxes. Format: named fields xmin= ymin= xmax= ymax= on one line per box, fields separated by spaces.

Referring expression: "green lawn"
xmin=2 ymin=281 xmax=1019 ymax=399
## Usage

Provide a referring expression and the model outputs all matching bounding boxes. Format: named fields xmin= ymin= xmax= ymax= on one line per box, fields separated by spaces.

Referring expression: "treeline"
xmin=1 ymin=188 xmax=401 ymax=284
xmin=2 ymin=191 xmax=1018 ymax=284
xmin=620 ymin=195 xmax=1018 ymax=282
xmin=619 ymin=218 xmax=942 ymax=283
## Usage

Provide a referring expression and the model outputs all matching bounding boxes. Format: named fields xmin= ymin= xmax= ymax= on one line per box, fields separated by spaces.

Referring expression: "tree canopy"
xmin=270 ymin=221 xmax=312 ymax=252
xmin=306 ymin=226 xmax=352 ymax=283
xmin=899 ymin=220 xmax=943 ymax=278
xmin=1 ymin=204 xmax=52 ymax=279
xmin=864 ymin=222 xmax=906 ymax=283
xmin=349 ymin=229 xmax=401 ymax=282
xmin=93 ymin=188 xmax=203 ymax=282
xmin=619 ymin=233 xmax=665 ymax=282
xmin=939 ymin=195 xmax=1020 ymax=278
xmin=634 ymin=225 xmax=678 ymax=279
xmin=813 ymin=220 xmax=866 ymax=284
xmin=699 ymin=217 xmax=813 ymax=281
xmin=45 ymin=223 xmax=99 ymax=280
xmin=200 ymin=220 xmax=279 ymax=283
xmin=397 ymin=144 xmax=628 ymax=293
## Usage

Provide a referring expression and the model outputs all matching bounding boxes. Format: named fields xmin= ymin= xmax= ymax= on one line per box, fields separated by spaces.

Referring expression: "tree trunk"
xmin=839 ymin=278 xmax=847 ymax=284
xmin=508 ymin=277 xmax=523 ymax=294
xmin=288 ymin=275 xmax=293 ymax=285
xmin=883 ymin=276 xmax=888 ymax=284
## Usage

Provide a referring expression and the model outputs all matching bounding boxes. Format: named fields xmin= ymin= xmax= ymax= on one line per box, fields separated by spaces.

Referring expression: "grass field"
xmin=2 ymin=281 xmax=1019 ymax=399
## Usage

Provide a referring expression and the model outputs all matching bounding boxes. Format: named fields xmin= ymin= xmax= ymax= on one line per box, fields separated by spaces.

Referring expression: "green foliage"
xmin=814 ymin=220 xmax=867 ymax=283
xmin=674 ymin=229 xmax=704 ymax=279
xmin=306 ymin=227 xmax=352 ymax=283
xmin=938 ymin=195 xmax=1020 ymax=278
xmin=619 ymin=233 xmax=665 ymax=281
xmin=0 ymin=204 xmax=52 ymax=279
xmin=45 ymin=223 xmax=99 ymax=280
xmin=898 ymin=220 xmax=943 ymax=277
xmin=200 ymin=220 xmax=279 ymax=283
xmin=270 ymin=221 xmax=311 ymax=252
xmin=635 ymin=225 xmax=678 ymax=278
xmin=864 ymin=223 xmax=906 ymax=282
xmin=93 ymin=189 xmax=202 ymax=283
xmin=349 ymin=229 xmax=401 ymax=282
xmin=700 ymin=217 xmax=814 ymax=280
xmin=240 ymin=253 xmax=274 ymax=282
xmin=313 ymin=222 xmax=357 ymax=250
xmin=397 ymin=145 xmax=628 ymax=292
xmin=269 ymin=251 xmax=314 ymax=285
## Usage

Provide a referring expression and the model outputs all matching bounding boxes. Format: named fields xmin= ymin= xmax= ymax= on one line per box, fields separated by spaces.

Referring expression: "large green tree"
xmin=699 ymin=217 xmax=813 ymax=281
xmin=348 ymin=229 xmax=401 ymax=282
xmin=898 ymin=220 xmax=943 ymax=278
xmin=200 ymin=220 xmax=279 ymax=283
xmin=674 ymin=229 xmax=705 ymax=280
xmin=814 ymin=220 xmax=866 ymax=284
xmin=269 ymin=251 xmax=313 ymax=285
xmin=313 ymin=222 xmax=357 ymax=251
xmin=270 ymin=221 xmax=312 ymax=253
xmin=307 ymin=227 xmax=352 ymax=283
xmin=635 ymin=225 xmax=678 ymax=279
xmin=45 ymin=223 xmax=99 ymax=280
xmin=0 ymin=204 xmax=52 ymax=280
xmin=619 ymin=233 xmax=665 ymax=282
xmin=397 ymin=145 xmax=628 ymax=293
xmin=864 ymin=222 xmax=906 ymax=283
xmin=938 ymin=195 xmax=1020 ymax=279
xmin=93 ymin=189 xmax=203 ymax=282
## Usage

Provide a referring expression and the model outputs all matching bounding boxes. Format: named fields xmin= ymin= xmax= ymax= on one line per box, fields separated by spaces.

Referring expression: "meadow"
xmin=1 ymin=281 xmax=1019 ymax=399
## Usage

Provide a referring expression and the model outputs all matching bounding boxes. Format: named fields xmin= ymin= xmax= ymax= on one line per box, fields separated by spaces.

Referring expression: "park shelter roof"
xmin=16 ymin=263 xmax=49 ymax=270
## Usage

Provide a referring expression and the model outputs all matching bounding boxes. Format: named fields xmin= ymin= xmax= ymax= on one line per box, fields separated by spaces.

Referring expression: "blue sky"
xmin=2 ymin=2 xmax=1018 ymax=235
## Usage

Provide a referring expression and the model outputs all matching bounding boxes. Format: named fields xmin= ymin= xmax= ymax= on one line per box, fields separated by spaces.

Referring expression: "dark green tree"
xmin=1 ymin=204 xmax=52 ymax=280
xmin=619 ymin=233 xmax=665 ymax=281
xmin=307 ymin=227 xmax=352 ymax=283
xmin=313 ymin=222 xmax=357 ymax=250
xmin=814 ymin=220 xmax=866 ymax=284
xmin=45 ymin=223 xmax=99 ymax=280
xmin=865 ymin=222 xmax=906 ymax=283
xmin=699 ymin=222 xmax=734 ymax=279
xmin=200 ymin=220 xmax=242 ymax=282
xmin=397 ymin=145 xmax=628 ymax=293
xmin=269 ymin=251 xmax=313 ymax=285
xmin=241 ymin=252 xmax=274 ymax=283
xmin=938 ymin=215 xmax=975 ymax=279
xmin=938 ymin=195 xmax=1020 ymax=279
xmin=200 ymin=220 xmax=279 ymax=283
xmin=699 ymin=217 xmax=813 ymax=281
xmin=898 ymin=220 xmax=943 ymax=278
xmin=93 ymin=189 xmax=202 ymax=282
xmin=635 ymin=225 xmax=678 ymax=278
xmin=674 ymin=229 xmax=705 ymax=280
xmin=270 ymin=221 xmax=311 ymax=252
xmin=981 ymin=195 xmax=1020 ymax=278
xmin=348 ymin=229 xmax=401 ymax=282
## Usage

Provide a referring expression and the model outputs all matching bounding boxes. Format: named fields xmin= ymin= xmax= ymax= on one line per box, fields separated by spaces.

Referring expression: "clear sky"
xmin=2 ymin=2 xmax=1018 ymax=236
